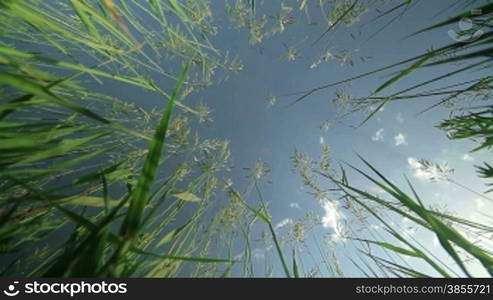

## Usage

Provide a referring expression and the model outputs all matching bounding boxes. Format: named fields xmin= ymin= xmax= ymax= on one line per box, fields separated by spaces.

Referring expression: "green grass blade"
xmin=121 ymin=60 xmax=190 ymax=237
xmin=292 ymin=248 xmax=300 ymax=278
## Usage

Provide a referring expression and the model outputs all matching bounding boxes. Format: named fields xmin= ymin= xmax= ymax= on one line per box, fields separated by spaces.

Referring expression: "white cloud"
xmin=396 ymin=112 xmax=404 ymax=123
xmin=475 ymin=198 xmax=485 ymax=210
xmin=408 ymin=157 xmax=430 ymax=180
xmin=275 ymin=218 xmax=293 ymax=230
xmin=369 ymin=105 xmax=385 ymax=112
xmin=402 ymin=217 xmax=417 ymax=237
xmin=371 ymin=128 xmax=384 ymax=142
xmin=319 ymin=136 xmax=325 ymax=144
xmin=370 ymin=224 xmax=382 ymax=231
xmin=432 ymin=235 xmax=440 ymax=248
xmin=394 ymin=133 xmax=408 ymax=146
xmin=367 ymin=185 xmax=385 ymax=194
xmin=462 ymin=154 xmax=474 ymax=162
xmin=407 ymin=157 xmax=451 ymax=181
xmin=289 ymin=202 xmax=300 ymax=209
xmin=321 ymin=199 xmax=346 ymax=243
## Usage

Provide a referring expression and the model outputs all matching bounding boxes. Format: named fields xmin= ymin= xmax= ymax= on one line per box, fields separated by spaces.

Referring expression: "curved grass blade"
xmin=121 ymin=60 xmax=191 ymax=237
xmin=409 ymin=3 xmax=493 ymax=37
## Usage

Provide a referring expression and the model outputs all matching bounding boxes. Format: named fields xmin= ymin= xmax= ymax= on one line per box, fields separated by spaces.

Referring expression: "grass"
xmin=1 ymin=0 xmax=492 ymax=278
xmin=0 ymin=0 xmax=247 ymax=277
xmin=0 ymin=0 xmax=296 ymax=277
